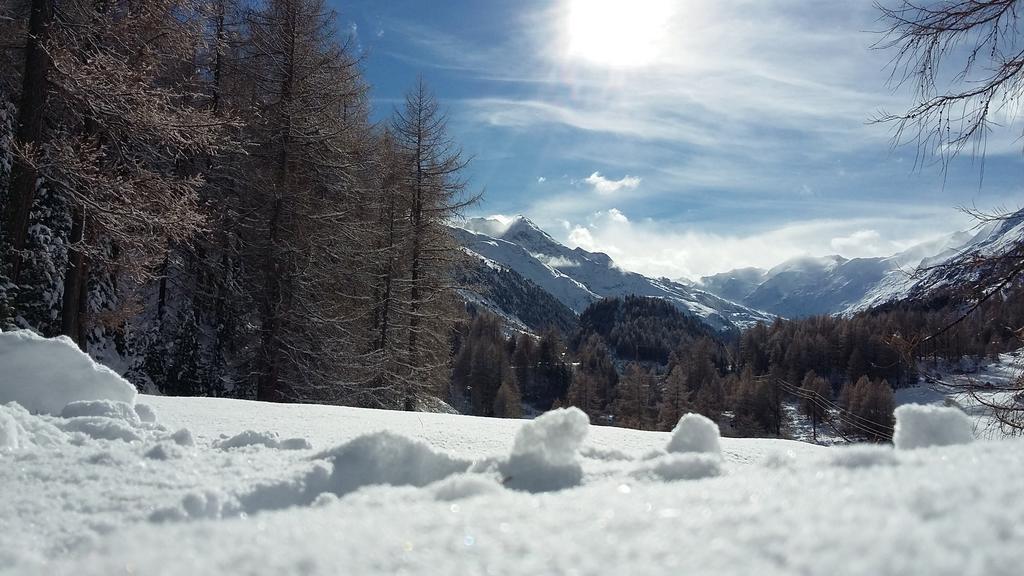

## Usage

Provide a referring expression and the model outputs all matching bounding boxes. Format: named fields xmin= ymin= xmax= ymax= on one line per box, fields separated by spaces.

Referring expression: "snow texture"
xmin=0 ymin=329 xmax=137 ymax=414
xmin=60 ymin=400 xmax=140 ymax=423
xmin=134 ymin=403 xmax=158 ymax=423
xmin=632 ymin=452 xmax=723 ymax=481
xmin=667 ymin=412 xmax=722 ymax=455
xmin=893 ymin=404 xmax=975 ymax=450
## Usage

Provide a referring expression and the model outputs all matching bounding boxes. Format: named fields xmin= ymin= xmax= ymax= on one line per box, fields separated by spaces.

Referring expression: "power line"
xmin=769 ymin=377 xmax=894 ymax=439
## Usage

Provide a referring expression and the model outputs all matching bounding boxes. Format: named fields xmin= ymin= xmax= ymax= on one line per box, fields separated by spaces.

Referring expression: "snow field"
xmin=1 ymin=330 xmax=1023 ymax=575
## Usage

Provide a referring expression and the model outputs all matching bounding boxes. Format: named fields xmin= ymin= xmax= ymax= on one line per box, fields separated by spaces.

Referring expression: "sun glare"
xmin=566 ymin=0 xmax=674 ymax=68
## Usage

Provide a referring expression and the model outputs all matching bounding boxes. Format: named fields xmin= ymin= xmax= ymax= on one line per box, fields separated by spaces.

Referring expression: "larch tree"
xmin=2 ymin=0 xmax=228 ymax=349
xmin=240 ymin=0 xmax=372 ymax=403
xmin=390 ymin=77 xmax=477 ymax=410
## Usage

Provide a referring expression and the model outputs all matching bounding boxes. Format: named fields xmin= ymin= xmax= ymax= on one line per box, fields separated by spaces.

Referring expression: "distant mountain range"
xmin=450 ymin=216 xmax=773 ymax=333
xmin=450 ymin=211 xmax=1024 ymax=333
xmin=698 ymin=214 xmax=1022 ymax=317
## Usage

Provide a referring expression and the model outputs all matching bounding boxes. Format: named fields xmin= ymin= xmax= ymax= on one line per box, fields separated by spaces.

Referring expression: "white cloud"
xmin=606 ymin=208 xmax=629 ymax=223
xmin=567 ymin=226 xmax=596 ymax=251
xmin=535 ymin=254 xmax=580 ymax=268
xmin=556 ymin=209 xmax=972 ymax=280
xmin=584 ymin=172 xmax=642 ymax=195
xmin=830 ymin=229 xmax=889 ymax=257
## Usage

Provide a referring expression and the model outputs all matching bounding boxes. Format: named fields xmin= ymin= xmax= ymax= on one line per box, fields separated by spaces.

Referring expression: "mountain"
xmin=698 ymin=219 xmax=1015 ymax=318
xmin=847 ymin=214 xmax=1022 ymax=313
xmin=452 ymin=216 xmax=773 ymax=332
xmin=453 ymin=253 xmax=579 ymax=335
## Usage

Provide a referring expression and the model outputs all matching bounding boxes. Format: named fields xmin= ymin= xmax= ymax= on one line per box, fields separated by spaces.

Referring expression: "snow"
xmin=2 ymin=334 xmax=1024 ymax=574
xmin=134 ymin=403 xmax=158 ymax=423
xmin=0 ymin=329 xmax=137 ymax=414
xmin=667 ymin=412 xmax=722 ymax=455
xmin=498 ymin=407 xmax=589 ymax=492
xmin=60 ymin=400 xmax=140 ymax=423
xmin=214 ymin=430 xmax=313 ymax=451
xmin=895 ymin=351 xmax=1023 ymax=440
xmin=632 ymin=452 xmax=723 ymax=481
xmin=893 ymin=404 xmax=974 ymax=450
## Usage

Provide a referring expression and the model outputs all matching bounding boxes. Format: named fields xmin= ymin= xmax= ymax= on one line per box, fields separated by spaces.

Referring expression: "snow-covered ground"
xmin=2 ymin=330 xmax=1024 ymax=575
xmin=896 ymin=351 xmax=1024 ymax=440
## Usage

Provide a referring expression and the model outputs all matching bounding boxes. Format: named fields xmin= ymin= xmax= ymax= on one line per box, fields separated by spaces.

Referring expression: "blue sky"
xmin=333 ymin=0 xmax=1023 ymax=279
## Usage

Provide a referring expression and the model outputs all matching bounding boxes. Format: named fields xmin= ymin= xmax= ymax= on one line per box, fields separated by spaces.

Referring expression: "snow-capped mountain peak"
xmin=453 ymin=217 xmax=773 ymax=331
xmin=699 ymin=215 xmax=1023 ymax=318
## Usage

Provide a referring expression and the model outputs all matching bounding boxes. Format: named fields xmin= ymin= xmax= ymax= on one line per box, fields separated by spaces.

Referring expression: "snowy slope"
xmin=699 ymin=224 xmax=1003 ymax=318
xmin=2 ymin=331 xmax=1024 ymax=575
xmin=895 ymin=350 xmax=1024 ymax=440
xmin=846 ymin=216 xmax=1021 ymax=313
xmin=454 ymin=217 xmax=773 ymax=331
xmin=454 ymin=251 xmax=579 ymax=335
xmin=453 ymin=226 xmax=601 ymax=314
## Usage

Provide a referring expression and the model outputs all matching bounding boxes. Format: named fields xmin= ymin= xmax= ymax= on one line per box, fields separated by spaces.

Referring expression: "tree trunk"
xmin=5 ymin=0 xmax=54 ymax=283
xmin=60 ymin=208 xmax=87 ymax=350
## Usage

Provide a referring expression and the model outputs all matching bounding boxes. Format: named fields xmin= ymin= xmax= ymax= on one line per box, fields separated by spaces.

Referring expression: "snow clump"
xmin=667 ymin=413 xmax=721 ymax=456
xmin=214 ymin=430 xmax=311 ymax=450
xmin=499 ymin=407 xmax=589 ymax=492
xmin=893 ymin=404 xmax=974 ymax=450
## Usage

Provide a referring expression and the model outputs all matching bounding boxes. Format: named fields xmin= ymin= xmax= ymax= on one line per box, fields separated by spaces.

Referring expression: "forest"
xmin=0 ymin=0 xmax=474 ymax=409
xmin=450 ymin=291 xmax=1024 ymax=442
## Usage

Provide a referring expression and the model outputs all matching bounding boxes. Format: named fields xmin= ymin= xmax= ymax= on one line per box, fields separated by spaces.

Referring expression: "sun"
xmin=566 ymin=0 xmax=674 ymax=68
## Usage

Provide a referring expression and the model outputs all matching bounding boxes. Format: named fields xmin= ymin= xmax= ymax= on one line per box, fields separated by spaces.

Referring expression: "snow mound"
xmin=317 ymin=432 xmax=470 ymax=497
xmin=633 ymin=453 xmax=723 ymax=481
xmin=499 ymin=407 xmax=589 ymax=492
xmin=0 ymin=409 xmax=15 ymax=450
xmin=667 ymin=413 xmax=721 ymax=456
xmin=214 ymin=430 xmax=311 ymax=451
xmin=0 ymin=330 xmax=137 ymax=414
xmin=227 ymin=433 xmax=471 ymax=516
xmin=234 ymin=464 xmax=333 ymax=515
xmin=894 ymin=404 xmax=974 ymax=450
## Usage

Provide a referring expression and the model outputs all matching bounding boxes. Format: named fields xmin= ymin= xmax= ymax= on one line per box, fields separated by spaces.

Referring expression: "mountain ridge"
xmin=452 ymin=216 xmax=773 ymax=332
